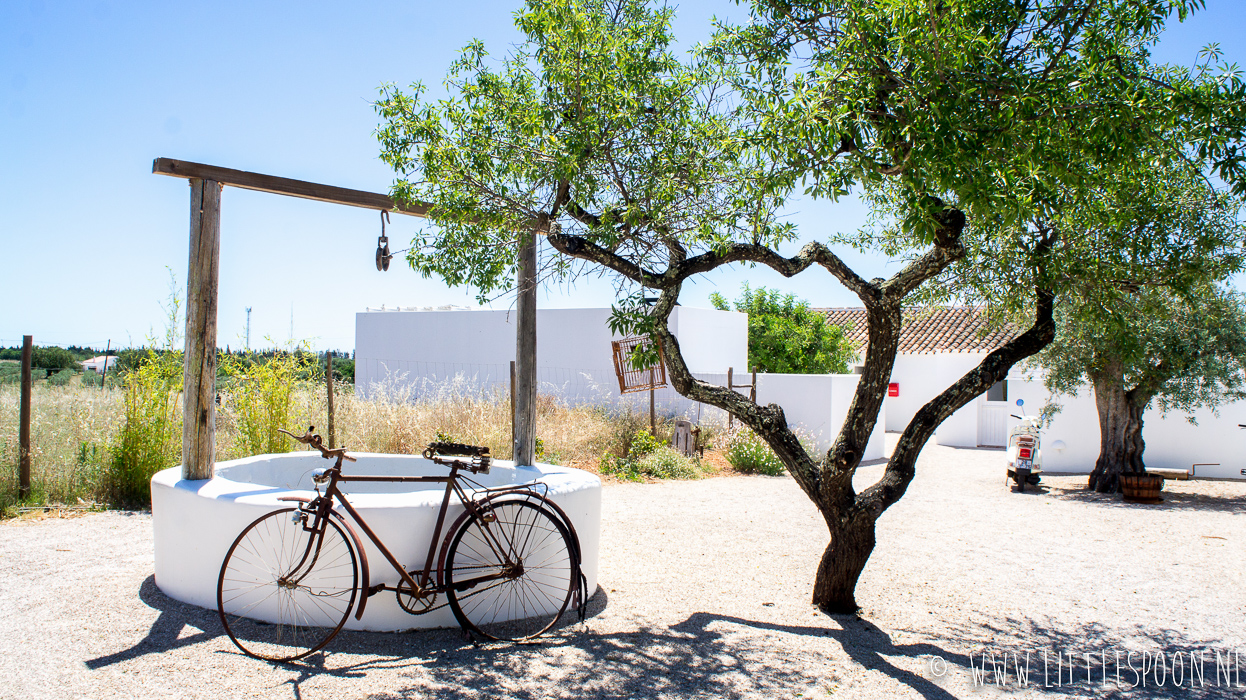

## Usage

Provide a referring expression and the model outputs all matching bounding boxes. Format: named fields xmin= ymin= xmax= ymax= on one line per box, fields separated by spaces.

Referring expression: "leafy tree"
xmin=710 ymin=284 xmax=855 ymax=373
xmin=1041 ymin=286 xmax=1246 ymax=493
xmin=32 ymin=346 xmax=78 ymax=372
xmin=377 ymin=0 xmax=1246 ymax=613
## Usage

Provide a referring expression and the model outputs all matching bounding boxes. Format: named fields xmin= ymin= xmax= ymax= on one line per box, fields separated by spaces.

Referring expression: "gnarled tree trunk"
xmin=1088 ymin=362 xmax=1151 ymax=493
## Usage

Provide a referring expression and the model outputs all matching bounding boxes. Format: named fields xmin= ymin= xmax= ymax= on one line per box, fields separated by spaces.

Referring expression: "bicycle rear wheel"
xmin=217 ymin=507 xmax=358 ymax=661
xmin=445 ymin=500 xmax=574 ymax=641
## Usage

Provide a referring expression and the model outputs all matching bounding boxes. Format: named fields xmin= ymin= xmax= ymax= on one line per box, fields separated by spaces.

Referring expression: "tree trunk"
xmin=1088 ymin=364 xmax=1149 ymax=493
xmin=812 ymin=509 xmax=876 ymax=613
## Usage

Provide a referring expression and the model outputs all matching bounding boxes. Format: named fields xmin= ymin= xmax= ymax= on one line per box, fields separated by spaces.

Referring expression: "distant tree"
xmin=710 ymin=284 xmax=855 ymax=374
xmin=32 ymin=346 xmax=78 ymax=372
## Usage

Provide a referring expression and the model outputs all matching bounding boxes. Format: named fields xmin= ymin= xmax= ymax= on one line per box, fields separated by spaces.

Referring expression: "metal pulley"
xmin=376 ymin=210 xmax=392 ymax=271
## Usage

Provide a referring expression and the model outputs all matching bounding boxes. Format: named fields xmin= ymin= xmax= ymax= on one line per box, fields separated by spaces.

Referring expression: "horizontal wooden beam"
xmin=152 ymin=157 xmax=431 ymax=217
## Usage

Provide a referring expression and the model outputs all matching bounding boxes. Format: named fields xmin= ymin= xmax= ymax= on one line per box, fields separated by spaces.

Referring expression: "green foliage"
xmin=104 ymin=348 xmax=182 ymax=507
xmin=223 ymin=347 xmax=317 ymax=456
xmin=32 ymin=346 xmax=77 ymax=371
xmin=711 ymin=284 xmax=856 ymax=374
xmin=0 ymin=363 xmax=19 ymax=385
xmin=724 ymin=428 xmax=786 ymax=476
xmin=376 ymin=0 xmax=791 ymax=306
xmin=47 ymin=369 xmax=75 ymax=387
xmin=599 ymin=428 xmax=699 ymax=480
xmin=1037 ymin=285 xmax=1246 ymax=418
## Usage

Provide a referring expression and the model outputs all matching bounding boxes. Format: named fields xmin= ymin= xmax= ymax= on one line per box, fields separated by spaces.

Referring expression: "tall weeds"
xmin=103 ymin=349 xmax=183 ymax=507
xmin=220 ymin=346 xmax=316 ymax=456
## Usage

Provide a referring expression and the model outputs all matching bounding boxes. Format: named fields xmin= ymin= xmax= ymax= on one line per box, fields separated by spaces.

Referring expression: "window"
xmin=986 ymin=380 xmax=1007 ymax=402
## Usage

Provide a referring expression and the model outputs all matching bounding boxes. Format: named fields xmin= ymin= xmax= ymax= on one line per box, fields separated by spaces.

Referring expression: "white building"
xmin=80 ymin=355 xmax=118 ymax=373
xmin=819 ymin=306 xmax=1246 ymax=479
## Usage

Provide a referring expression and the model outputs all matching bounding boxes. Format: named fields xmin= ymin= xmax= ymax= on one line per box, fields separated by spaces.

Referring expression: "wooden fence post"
xmin=509 ymin=360 xmax=517 ymax=457
xmin=182 ymin=178 xmax=221 ymax=481
xmin=326 ymin=352 xmax=336 ymax=449
xmin=18 ymin=335 xmax=32 ymax=500
xmin=514 ymin=231 xmax=538 ymax=466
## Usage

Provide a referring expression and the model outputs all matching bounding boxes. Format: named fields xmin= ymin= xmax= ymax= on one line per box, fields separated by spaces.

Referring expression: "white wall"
xmin=1009 ymin=378 xmax=1246 ymax=479
xmin=883 ymin=351 xmax=991 ymax=447
xmin=355 ymin=306 xmax=748 ymax=403
xmin=681 ymin=372 xmax=885 ymax=460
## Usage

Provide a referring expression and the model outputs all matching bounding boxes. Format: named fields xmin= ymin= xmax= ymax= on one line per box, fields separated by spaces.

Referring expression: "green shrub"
xmin=104 ymin=349 xmax=183 ymax=507
xmin=600 ymin=428 xmax=700 ymax=481
xmin=223 ymin=347 xmax=317 ymax=456
xmin=48 ymin=369 xmax=76 ymax=387
xmin=725 ymin=429 xmax=787 ymax=476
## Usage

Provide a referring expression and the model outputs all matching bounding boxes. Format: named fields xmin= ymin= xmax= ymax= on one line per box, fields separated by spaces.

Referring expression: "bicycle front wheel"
xmin=217 ymin=508 xmax=358 ymax=661
xmin=445 ymin=500 xmax=574 ymax=641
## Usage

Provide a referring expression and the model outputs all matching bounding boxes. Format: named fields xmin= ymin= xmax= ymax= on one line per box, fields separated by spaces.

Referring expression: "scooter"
xmin=1006 ymin=398 xmax=1042 ymax=492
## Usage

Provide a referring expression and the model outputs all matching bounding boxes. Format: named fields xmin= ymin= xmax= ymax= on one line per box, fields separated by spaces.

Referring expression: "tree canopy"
xmin=710 ymin=284 xmax=856 ymax=374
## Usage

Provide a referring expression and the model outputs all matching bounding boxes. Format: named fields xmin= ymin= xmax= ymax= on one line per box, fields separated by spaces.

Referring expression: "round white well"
xmin=151 ymin=452 xmax=601 ymax=632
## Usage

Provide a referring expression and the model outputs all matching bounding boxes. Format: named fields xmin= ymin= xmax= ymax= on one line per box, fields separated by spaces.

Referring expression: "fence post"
xmin=509 ymin=360 xmax=517 ymax=457
xmin=326 ymin=352 xmax=336 ymax=449
xmin=18 ymin=335 xmax=32 ymax=500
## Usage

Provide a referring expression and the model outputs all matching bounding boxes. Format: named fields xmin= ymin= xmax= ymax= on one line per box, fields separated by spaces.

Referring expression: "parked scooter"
xmin=1006 ymin=399 xmax=1042 ymax=492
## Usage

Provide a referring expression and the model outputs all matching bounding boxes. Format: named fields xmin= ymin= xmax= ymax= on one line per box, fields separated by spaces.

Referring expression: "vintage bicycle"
xmin=216 ymin=427 xmax=587 ymax=661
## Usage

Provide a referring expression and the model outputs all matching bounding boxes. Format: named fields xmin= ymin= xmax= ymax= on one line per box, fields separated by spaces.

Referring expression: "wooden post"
xmin=509 ymin=360 xmax=517 ymax=456
xmin=649 ymin=368 xmax=656 ymax=435
xmin=18 ymin=335 xmax=32 ymax=500
xmin=750 ymin=366 xmax=758 ymax=403
xmin=514 ymin=231 xmax=538 ymax=466
xmin=182 ymin=179 xmax=222 ymax=481
xmin=100 ymin=339 xmax=111 ymax=391
xmin=326 ymin=352 xmax=336 ymax=449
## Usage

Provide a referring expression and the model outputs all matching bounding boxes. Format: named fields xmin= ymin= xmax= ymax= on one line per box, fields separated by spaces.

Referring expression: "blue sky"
xmin=1 ymin=0 xmax=1243 ymax=352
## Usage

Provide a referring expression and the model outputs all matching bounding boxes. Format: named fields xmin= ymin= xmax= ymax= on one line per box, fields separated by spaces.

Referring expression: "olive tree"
xmin=376 ymin=0 xmax=1245 ymax=613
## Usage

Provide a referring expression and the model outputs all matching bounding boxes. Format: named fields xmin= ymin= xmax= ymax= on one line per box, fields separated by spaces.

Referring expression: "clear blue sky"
xmin=1 ymin=0 xmax=1242 ymax=352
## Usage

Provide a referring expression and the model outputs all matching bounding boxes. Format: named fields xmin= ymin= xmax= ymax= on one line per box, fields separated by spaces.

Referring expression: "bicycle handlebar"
xmin=278 ymin=426 xmax=357 ymax=463
xmin=423 ymin=442 xmax=492 ymax=474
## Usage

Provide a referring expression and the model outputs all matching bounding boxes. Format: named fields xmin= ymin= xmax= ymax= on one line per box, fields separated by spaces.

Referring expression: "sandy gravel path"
xmin=2 ymin=439 xmax=1244 ymax=699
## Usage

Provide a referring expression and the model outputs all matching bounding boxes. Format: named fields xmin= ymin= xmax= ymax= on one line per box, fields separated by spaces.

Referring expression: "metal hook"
xmin=376 ymin=211 xmax=392 ymax=271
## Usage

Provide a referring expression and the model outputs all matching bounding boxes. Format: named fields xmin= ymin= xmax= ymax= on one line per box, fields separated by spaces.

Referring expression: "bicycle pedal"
xmin=367 ymin=584 xmax=385 ymax=598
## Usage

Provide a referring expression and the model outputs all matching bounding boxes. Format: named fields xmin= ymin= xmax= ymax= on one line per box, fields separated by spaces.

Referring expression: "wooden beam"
xmin=182 ymin=179 xmax=221 ymax=481
xmin=153 ymin=157 xmax=431 ymax=217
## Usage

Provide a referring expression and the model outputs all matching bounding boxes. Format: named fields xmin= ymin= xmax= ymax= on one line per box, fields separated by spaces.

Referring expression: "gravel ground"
xmin=2 ymin=436 xmax=1245 ymax=699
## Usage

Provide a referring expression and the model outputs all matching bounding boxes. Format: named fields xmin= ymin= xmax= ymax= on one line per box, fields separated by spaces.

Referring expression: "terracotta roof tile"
xmin=815 ymin=306 xmax=1017 ymax=356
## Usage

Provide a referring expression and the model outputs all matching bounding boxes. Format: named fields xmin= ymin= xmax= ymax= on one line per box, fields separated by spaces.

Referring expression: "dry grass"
xmin=1 ymin=377 xmax=739 ymax=513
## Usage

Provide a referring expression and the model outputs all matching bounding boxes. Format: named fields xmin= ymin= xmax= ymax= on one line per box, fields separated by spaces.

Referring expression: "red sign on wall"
xmin=888 ymin=383 xmax=899 ymax=397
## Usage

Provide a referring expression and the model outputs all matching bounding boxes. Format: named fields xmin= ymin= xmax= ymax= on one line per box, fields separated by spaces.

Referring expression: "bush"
xmin=47 ymin=369 xmax=76 ymax=387
xmin=600 ymin=428 xmax=700 ymax=481
xmin=32 ymin=346 xmax=79 ymax=372
xmin=104 ymin=349 xmax=183 ymax=507
xmin=725 ymin=429 xmax=787 ymax=476
xmin=222 ymin=348 xmax=317 ymax=456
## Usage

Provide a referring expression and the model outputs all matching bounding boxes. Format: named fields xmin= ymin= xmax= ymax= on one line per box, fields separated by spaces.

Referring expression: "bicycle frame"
xmin=284 ymin=453 xmax=534 ymax=622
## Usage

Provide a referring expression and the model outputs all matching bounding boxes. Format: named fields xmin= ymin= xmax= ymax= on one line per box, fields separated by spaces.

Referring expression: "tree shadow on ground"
xmin=342 ymin=610 xmax=973 ymax=700
xmin=1041 ymin=482 xmax=1246 ymax=514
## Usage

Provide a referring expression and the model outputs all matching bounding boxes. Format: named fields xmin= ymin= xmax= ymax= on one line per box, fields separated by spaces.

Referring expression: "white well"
xmin=150 ymin=453 xmax=601 ymax=632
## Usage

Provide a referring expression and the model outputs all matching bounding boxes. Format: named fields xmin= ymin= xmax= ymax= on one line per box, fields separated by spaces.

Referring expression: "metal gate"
xmin=978 ymin=403 xmax=1008 ymax=447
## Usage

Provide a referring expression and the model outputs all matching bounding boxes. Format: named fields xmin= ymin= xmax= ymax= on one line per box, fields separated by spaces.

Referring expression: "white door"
xmin=978 ymin=403 xmax=1007 ymax=447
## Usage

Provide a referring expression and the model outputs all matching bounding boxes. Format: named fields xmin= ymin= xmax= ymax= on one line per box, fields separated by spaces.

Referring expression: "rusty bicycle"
xmin=216 ymin=427 xmax=587 ymax=661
